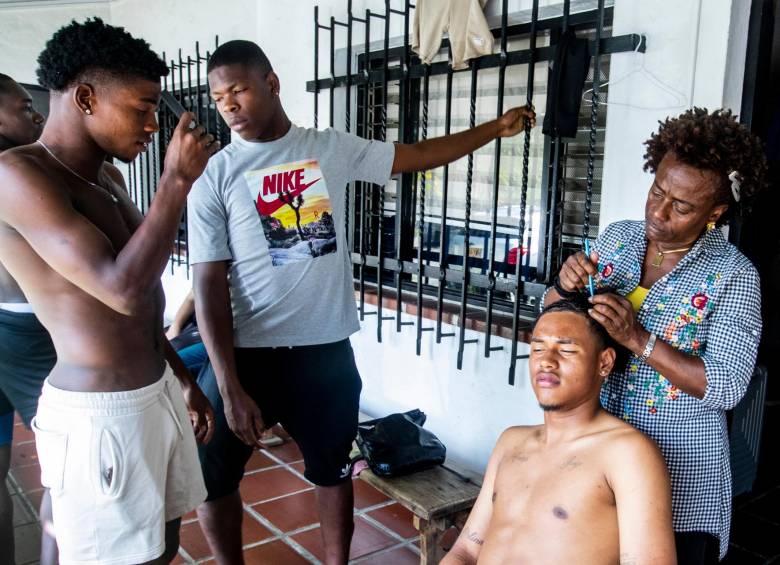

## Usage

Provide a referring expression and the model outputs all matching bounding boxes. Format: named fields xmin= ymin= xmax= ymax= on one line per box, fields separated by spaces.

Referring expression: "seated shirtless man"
xmin=442 ymin=297 xmax=676 ymax=565
xmin=0 ymin=19 xmax=218 ymax=565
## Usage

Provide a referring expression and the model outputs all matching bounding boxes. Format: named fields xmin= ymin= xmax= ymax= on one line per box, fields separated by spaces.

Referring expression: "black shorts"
xmin=197 ymin=338 xmax=362 ymax=499
xmin=0 ymin=309 xmax=56 ymax=427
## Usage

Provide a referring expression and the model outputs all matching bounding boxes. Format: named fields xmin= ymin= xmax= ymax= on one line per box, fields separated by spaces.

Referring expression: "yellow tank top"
xmin=626 ymin=286 xmax=649 ymax=312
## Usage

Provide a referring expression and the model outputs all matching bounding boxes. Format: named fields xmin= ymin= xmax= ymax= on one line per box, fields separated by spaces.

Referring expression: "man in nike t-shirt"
xmin=188 ymin=39 xmax=535 ymax=565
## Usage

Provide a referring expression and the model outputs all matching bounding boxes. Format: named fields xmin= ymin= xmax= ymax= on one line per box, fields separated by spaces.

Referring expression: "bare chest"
xmin=70 ymin=186 xmax=134 ymax=251
xmin=491 ymin=447 xmax=615 ymax=528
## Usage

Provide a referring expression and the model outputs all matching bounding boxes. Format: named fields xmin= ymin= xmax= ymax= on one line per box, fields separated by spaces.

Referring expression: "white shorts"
xmin=32 ymin=365 xmax=207 ymax=565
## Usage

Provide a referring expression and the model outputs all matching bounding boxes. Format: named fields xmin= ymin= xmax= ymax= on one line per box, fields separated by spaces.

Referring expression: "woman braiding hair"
xmin=545 ymin=107 xmax=768 ymax=564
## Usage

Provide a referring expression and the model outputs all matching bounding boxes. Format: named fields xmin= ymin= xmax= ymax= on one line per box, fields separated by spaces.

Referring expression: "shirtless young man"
xmin=442 ymin=297 xmax=676 ymax=565
xmin=0 ymin=19 xmax=218 ymax=565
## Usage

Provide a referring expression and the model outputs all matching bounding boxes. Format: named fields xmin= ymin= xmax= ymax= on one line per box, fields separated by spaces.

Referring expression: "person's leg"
xmin=140 ymin=519 xmax=182 ymax=565
xmin=197 ymin=490 xmax=245 ymax=565
xmin=280 ymin=339 xmax=362 ymax=565
xmin=0 ymin=413 xmax=13 ymax=565
xmin=315 ymin=481 xmax=354 ymax=565
xmin=177 ymin=342 xmax=208 ymax=377
xmin=0 ymin=312 xmax=58 ymax=563
xmin=194 ymin=356 xmax=255 ymax=565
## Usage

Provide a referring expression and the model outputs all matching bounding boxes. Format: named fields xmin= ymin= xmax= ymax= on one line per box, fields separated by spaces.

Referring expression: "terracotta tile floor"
xmin=7 ymin=414 xmax=420 ymax=564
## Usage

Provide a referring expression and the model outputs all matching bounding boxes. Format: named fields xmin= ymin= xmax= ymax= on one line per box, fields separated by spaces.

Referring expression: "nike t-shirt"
xmin=187 ymin=125 xmax=395 ymax=347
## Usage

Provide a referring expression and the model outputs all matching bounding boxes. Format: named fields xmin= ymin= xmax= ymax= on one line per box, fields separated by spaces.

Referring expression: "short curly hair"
xmin=643 ymin=107 xmax=768 ymax=224
xmin=534 ymin=294 xmax=616 ymax=352
xmin=37 ymin=18 xmax=168 ymax=92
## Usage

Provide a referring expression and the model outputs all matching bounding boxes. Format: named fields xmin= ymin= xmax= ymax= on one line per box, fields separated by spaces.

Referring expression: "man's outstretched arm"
xmin=441 ymin=430 xmax=510 ymax=565
xmin=0 ymin=113 xmax=217 ymax=316
xmin=392 ymin=106 xmax=536 ymax=175
xmin=610 ymin=434 xmax=677 ymax=565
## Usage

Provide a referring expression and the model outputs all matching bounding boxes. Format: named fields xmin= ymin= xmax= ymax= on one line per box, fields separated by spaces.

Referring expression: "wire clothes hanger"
xmin=582 ymin=36 xmax=688 ymax=111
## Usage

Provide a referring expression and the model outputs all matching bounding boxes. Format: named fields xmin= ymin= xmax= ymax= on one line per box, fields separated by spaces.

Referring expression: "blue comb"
xmin=584 ymin=239 xmax=596 ymax=297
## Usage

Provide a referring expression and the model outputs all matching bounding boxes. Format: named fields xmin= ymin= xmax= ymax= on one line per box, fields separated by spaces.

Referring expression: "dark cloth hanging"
xmin=542 ymin=28 xmax=592 ymax=138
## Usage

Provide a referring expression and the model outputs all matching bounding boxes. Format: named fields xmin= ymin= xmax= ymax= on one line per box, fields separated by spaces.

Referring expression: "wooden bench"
xmin=355 ymin=414 xmax=482 ymax=563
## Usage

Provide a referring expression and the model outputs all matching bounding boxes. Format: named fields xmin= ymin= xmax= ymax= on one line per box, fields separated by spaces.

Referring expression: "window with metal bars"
xmin=306 ymin=0 xmax=644 ymax=378
xmin=331 ymin=5 xmax=620 ymax=367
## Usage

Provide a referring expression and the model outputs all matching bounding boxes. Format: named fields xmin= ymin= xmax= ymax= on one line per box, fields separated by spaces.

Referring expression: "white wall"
xmin=0 ymin=1 xmax=111 ymax=84
xmin=109 ymin=0 xmax=258 ymax=70
xmin=599 ymin=0 xmax=749 ymax=228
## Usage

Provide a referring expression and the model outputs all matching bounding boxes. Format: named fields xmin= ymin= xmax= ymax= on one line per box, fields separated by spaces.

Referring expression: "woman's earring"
xmin=85 ymin=108 xmax=92 ymax=115
xmin=707 ymin=221 xmax=716 ymax=231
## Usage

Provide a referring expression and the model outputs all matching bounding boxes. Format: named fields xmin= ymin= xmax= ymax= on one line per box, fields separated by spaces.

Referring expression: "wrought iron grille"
xmin=308 ymin=0 xmax=643 ymax=381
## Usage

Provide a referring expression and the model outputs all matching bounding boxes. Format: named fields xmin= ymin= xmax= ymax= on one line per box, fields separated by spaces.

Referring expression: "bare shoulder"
xmin=0 ymin=147 xmax=68 ymax=214
xmin=0 ymin=145 xmax=47 ymax=178
xmin=598 ymin=413 xmax=667 ymax=476
xmin=494 ymin=424 xmax=543 ymax=454
xmin=0 ymin=145 xmax=63 ymax=192
xmin=102 ymin=162 xmax=129 ymax=193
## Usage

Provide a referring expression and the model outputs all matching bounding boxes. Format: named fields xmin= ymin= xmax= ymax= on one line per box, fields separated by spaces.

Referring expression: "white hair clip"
xmin=728 ymin=170 xmax=741 ymax=202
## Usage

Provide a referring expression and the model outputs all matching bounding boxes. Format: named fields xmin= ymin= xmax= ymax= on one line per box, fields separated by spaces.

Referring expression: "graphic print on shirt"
xmin=245 ymin=159 xmax=337 ymax=267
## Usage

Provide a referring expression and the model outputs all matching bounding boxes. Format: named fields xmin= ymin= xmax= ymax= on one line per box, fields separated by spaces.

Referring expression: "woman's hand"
xmin=559 ymin=250 xmax=599 ymax=292
xmin=588 ymin=293 xmax=649 ymax=353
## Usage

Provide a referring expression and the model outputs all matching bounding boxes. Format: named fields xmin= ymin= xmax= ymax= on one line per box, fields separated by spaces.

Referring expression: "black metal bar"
xmin=457 ymin=64 xmax=480 ymax=370
xmin=145 ymin=147 xmax=152 ymax=216
xmin=376 ymin=0 xmax=393 ymax=343
xmin=361 ymin=5 xmax=614 ymax=68
xmin=186 ymin=55 xmax=193 ymax=113
xmin=314 ymin=6 xmax=319 ymax=129
xmin=358 ymin=8 xmax=372 ymax=321
xmin=436 ymin=44 xmax=455 ymax=343
xmin=395 ymin=0 xmax=414 ymax=333
xmin=329 ymin=16 xmax=335 ymax=128
xmin=177 ymin=49 xmax=184 ymax=106
xmin=305 ymin=33 xmax=645 ymax=92
xmin=129 ymin=146 xmax=136 ymax=206
xmin=204 ymin=50 xmax=212 ymax=135
xmin=583 ymin=0 xmax=605 ymax=244
xmin=415 ymin=64 xmax=433 ymax=355
xmin=344 ymin=2 xmax=353 ymax=252
xmin=161 ymin=51 xmax=168 ymax=91
xmin=509 ymin=0 xmax=539 ymax=386
xmin=484 ymin=0 xmax=509 ymax=357
xmin=175 ymin=45 xmax=184 ymax=267
xmin=169 ymin=57 xmax=177 ymax=107
xmin=195 ymin=42 xmax=202 ymax=124
xmin=352 ymin=253 xmax=548 ymax=296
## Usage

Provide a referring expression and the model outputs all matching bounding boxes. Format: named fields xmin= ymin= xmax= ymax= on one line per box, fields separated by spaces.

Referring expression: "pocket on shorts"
xmin=31 ymin=417 xmax=68 ymax=493
xmin=93 ymin=427 xmax=125 ymax=499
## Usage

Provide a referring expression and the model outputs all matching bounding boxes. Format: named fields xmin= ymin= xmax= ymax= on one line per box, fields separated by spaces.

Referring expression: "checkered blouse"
xmin=592 ymin=220 xmax=761 ymax=559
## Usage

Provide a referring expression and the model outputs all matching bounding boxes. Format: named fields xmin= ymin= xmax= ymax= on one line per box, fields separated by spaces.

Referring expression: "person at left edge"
xmin=0 ymin=72 xmax=56 ymax=565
